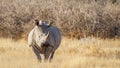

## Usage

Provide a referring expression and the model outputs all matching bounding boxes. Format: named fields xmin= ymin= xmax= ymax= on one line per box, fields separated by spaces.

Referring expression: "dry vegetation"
xmin=0 ymin=37 xmax=120 ymax=68
xmin=0 ymin=0 xmax=120 ymax=39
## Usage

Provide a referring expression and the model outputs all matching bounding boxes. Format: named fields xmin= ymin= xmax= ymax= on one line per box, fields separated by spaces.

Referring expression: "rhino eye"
xmin=39 ymin=36 xmax=41 ymax=38
xmin=41 ymin=34 xmax=43 ymax=36
xmin=38 ymin=34 xmax=43 ymax=38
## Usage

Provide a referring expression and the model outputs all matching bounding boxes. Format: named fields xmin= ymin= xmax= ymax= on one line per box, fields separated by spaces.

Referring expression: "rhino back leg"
xmin=32 ymin=46 xmax=41 ymax=62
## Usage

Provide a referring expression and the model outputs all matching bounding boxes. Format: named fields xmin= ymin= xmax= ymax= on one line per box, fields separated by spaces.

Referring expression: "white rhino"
xmin=28 ymin=20 xmax=61 ymax=62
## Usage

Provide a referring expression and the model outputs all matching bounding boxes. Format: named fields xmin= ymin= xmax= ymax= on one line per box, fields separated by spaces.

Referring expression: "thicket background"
xmin=0 ymin=0 xmax=120 ymax=39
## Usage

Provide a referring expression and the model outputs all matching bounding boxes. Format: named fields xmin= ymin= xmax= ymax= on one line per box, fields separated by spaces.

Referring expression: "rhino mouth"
xmin=41 ymin=43 xmax=49 ymax=47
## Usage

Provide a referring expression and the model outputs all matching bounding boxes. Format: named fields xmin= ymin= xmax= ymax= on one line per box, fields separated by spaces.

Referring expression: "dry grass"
xmin=0 ymin=37 xmax=120 ymax=68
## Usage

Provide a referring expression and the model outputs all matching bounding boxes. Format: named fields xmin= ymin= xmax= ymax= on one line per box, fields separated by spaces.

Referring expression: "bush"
xmin=0 ymin=0 xmax=120 ymax=39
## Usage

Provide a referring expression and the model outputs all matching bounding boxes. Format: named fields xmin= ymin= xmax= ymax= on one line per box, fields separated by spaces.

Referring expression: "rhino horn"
xmin=44 ymin=31 xmax=50 ymax=39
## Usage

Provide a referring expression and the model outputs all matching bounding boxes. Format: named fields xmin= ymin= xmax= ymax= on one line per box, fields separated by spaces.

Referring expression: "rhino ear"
xmin=35 ymin=19 xmax=39 ymax=26
xmin=48 ymin=21 xmax=53 ymax=27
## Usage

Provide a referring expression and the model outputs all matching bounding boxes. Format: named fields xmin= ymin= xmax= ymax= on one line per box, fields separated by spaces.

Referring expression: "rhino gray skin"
xmin=28 ymin=20 xmax=61 ymax=62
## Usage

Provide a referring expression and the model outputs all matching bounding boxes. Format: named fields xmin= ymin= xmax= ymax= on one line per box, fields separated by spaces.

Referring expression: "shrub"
xmin=0 ymin=0 xmax=120 ymax=39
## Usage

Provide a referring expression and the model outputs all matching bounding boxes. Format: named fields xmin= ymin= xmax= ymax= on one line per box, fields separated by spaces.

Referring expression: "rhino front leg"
xmin=32 ymin=46 xmax=41 ymax=62
xmin=44 ymin=46 xmax=53 ymax=62
xmin=49 ymin=51 xmax=55 ymax=62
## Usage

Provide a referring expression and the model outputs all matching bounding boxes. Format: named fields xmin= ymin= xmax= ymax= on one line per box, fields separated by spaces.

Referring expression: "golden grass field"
xmin=0 ymin=37 xmax=120 ymax=68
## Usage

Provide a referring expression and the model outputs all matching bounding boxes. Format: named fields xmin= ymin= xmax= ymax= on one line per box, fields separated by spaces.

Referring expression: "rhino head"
xmin=35 ymin=19 xmax=53 ymax=27
xmin=34 ymin=20 xmax=53 ymax=47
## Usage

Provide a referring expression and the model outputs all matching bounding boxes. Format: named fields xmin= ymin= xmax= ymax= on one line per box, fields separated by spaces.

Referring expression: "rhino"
xmin=28 ymin=20 xmax=61 ymax=62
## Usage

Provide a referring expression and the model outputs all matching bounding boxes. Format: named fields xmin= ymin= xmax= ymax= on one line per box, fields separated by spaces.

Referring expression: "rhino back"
xmin=47 ymin=26 xmax=61 ymax=49
xmin=28 ymin=27 xmax=39 ymax=46
xmin=28 ymin=28 xmax=35 ymax=46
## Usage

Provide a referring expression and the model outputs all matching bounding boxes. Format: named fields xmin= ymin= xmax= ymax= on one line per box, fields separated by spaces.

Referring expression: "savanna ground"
xmin=0 ymin=37 xmax=120 ymax=68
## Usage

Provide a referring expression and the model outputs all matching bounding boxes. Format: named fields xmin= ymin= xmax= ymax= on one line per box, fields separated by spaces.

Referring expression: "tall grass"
xmin=0 ymin=37 xmax=120 ymax=68
xmin=0 ymin=0 xmax=120 ymax=39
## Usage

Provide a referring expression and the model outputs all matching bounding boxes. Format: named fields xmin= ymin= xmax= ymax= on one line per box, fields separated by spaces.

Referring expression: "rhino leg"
xmin=44 ymin=46 xmax=53 ymax=62
xmin=49 ymin=51 xmax=55 ymax=62
xmin=32 ymin=46 xmax=41 ymax=62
